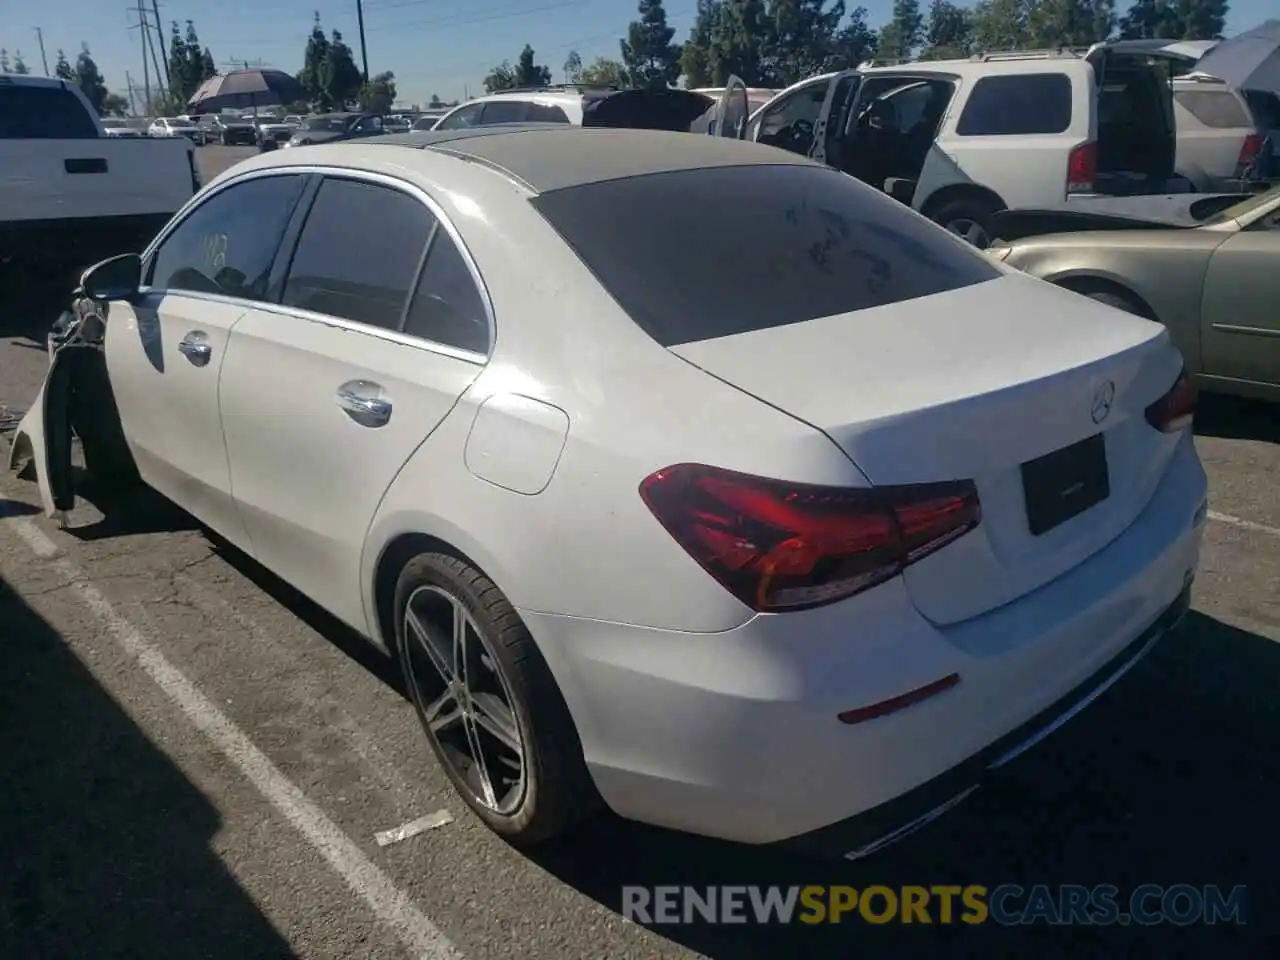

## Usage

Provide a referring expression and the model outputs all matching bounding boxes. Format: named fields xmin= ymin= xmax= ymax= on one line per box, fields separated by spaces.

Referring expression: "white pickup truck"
xmin=1 ymin=74 xmax=200 ymax=285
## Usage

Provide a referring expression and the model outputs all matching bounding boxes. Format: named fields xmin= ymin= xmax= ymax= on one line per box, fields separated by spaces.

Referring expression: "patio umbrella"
xmin=186 ymin=68 xmax=306 ymax=114
xmin=1194 ymin=19 xmax=1280 ymax=92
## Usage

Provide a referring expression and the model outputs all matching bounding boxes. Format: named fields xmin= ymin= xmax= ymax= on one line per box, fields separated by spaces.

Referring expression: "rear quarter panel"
xmin=1002 ymin=229 xmax=1228 ymax=374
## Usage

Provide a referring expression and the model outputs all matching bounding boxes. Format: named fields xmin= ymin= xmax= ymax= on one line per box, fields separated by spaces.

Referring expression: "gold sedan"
xmin=988 ymin=186 xmax=1280 ymax=403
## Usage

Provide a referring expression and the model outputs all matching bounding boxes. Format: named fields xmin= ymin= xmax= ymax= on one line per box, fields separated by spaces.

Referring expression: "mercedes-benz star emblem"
xmin=1091 ymin=381 xmax=1116 ymax=425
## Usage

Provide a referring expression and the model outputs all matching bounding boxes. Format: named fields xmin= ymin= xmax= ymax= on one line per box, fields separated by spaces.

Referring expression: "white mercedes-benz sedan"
xmin=8 ymin=125 xmax=1207 ymax=859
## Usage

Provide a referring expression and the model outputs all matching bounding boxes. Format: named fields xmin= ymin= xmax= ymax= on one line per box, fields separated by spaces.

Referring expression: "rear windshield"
xmin=0 ymin=84 xmax=99 ymax=139
xmin=530 ymin=163 xmax=999 ymax=346
xmin=1175 ymin=89 xmax=1252 ymax=128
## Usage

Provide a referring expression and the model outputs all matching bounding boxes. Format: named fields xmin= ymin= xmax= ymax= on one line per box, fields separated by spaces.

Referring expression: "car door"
xmin=103 ymin=171 xmax=311 ymax=547
xmin=217 ymin=173 xmax=491 ymax=631
xmin=1199 ymin=208 xmax=1280 ymax=384
xmin=711 ymin=76 xmax=748 ymax=138
xmin=748 ymin=76 xmax=834 ymax=157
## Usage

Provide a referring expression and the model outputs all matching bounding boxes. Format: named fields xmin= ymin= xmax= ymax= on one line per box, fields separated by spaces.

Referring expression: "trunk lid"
xmin=669 ymin=273 xmax=1185 ymax=624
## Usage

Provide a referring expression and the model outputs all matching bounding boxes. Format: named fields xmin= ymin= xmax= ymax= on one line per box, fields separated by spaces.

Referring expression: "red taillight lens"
xmin=639 ymin=464 xmax=981 ymax=613
xmin=1236 ymin=134 xmax=1264 ymax=178
xmin=1067 ymin=141 xmax=1096 ymax=194
xmin=1145 ymin=367 xmax=1197 ymax=433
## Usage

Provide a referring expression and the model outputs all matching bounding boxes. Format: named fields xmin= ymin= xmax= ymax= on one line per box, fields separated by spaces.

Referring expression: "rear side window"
xmin=956 ymin=74 xmax=1072 ymax=136
xmin=480 ymin=101 xmax=527 ymax=125
xmin=526 ymin=102 xmax=570 ymax=123
xmin=282 ymin=178 xmax=435 ymax=330
xmin=1176 ymin=90 xmax=1252 ymax=128
xmin=530 ymin=164 xmax=999 ymax=347
xmin=0 ymin=84 xmax=99 ymax=139
xmin=402 ymin=231 xmax=491 ymax=354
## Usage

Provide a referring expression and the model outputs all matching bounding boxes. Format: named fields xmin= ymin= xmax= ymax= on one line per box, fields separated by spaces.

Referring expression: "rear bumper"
xmin=521 ymin=436 xmax=1206 ymax=849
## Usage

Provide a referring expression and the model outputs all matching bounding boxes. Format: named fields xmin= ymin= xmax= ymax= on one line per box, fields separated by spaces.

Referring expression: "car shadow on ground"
xmin=1194 ymin=394 xmax=1280 ymax=445
xmin=528 ymin=611 xmax=1279 ymax=958
xmin=0 ymin=574 xmax=295 ymax=958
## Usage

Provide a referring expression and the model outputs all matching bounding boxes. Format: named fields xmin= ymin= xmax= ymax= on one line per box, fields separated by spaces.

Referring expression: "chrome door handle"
xmin=335 ymin=380 xmax=392 ymax=427
xmin=178 ymin=331 xmax=212 ymax=366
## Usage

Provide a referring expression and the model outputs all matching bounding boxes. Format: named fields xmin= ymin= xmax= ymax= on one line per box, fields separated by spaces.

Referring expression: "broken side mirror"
xmin=80 ymin=253 xmax=142 ymax=302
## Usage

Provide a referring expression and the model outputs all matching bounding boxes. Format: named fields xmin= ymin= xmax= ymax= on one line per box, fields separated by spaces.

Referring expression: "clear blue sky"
xmin=4 ymin=0 xmax=1271 ymax=108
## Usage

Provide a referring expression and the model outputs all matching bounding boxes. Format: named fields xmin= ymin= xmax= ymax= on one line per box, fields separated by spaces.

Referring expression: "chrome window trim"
xmin=140 ymin=163 xmax=498 ymax=359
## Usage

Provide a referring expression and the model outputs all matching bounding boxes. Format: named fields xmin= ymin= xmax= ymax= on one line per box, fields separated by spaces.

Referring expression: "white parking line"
xmin=2 ymin=515 xmax=463 ymax=960
xmin=1208 ymin=510 xmax=1280 ymax=539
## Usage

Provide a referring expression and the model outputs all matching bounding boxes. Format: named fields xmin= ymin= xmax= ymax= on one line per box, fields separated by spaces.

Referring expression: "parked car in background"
xmin=255 ymin=116 xmax=296 ymax=151
xmin=412 ymin=109 xmax=448 ymax=130
xmin=201 ymin=114 xmax=259 ymax=146
xmin=284 ymin=114 xmax=307 ymax=126
xmin=430 ymin=85 xmax=717 ymax=132
xmin=101 ymin=118 xmax=143 ymax=138
xmin=988 ymin=184 xmax=1280 ymax=402
xmin=0 ymin=74 xmax=199 ymax=284
xmin=1172 ymin=74 xmax=1275 ymax=190
xmin=383 ymin=114 xmax=415 ymax=134
xmin=148 ymin=116 xmax=203 ymax=142
xmin=283 ymin=112 xmax=386 ymax=147
xmin=742 ymin=42 xmax=1186 ymax=246
xmin=12 ymin=126 xmax=1204 ymax=857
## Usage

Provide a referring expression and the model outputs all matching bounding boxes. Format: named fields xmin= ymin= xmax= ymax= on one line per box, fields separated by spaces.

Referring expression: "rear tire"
xmin=393 ymin=552 xmax=600 ymax=845
xmin=932 ymin=196 xmax=1001 ymax=249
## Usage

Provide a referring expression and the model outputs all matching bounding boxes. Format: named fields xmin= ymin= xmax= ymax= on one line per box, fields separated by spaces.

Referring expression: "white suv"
xmin=431 ymin=85 xmax=720 ymax=132
xmin=743 ymin=44 xmax=1181 ymax=246
xmin=1172 ymin=74 xmax=1275 ymax=191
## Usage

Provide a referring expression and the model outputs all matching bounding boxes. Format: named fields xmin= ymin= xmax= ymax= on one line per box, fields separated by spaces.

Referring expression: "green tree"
xmin=359 ymin=71 xmax=397 ymax=113
xmin=828 ymin=8 xmax=880 ymax=67
xmin=708 ymin=0 xmax=771 ymax=85
xmin=75 ymin=44 xmax=109 ymax=114
xmin=325 ymin=30 xmax=364 ymax=107
xmin=564 ymin=50 xmax=583 ymax=83
xmin=879 ymin=0 xmax=925 ymax=61
xmin=428 ymin=93 xmax=446 ymax=108
xmin=764 ymin=0 xmax=847 ymax=87
xmin=12 ymin=50 xmax=31 ymax=74
xmin=200 ymin=47 xmax=217 ymax=81
xmin=299 ymin=13 xmax=333 ymax=108
xmin=1028 ymin=0 xmax=1115 ymax=46
xmin=168 ymin=22 xmax=190 ymax=98
xmin=578 ymin=56 xmax=631 ymax=86
xmin=0 ymin=50 xmax=10 ymax=73
xmin=515 ymin=44 xmax=553 ymax=87
xmin=622 ymin=0 xmax=683 ymax=89
xmin=920 ymin=0 xmax=974 ymax=58
xmin=1118 ymin=0 xmax=1226 ymax=40
xmin=102 ymin=92 xmax=130 ymax=116
xmin=970 ymin=0 xmax=1032 ymax=51
xmin=483 ymin=61 xmax=518 ymax=92
xmin=681 ymin=0 xmax=723 ymax=86
xmin=54 ymin=50 xmax=76 ymax=81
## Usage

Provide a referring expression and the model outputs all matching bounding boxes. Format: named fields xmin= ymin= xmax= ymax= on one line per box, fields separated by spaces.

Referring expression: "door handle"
xmin=335 ymin=380 xmax=392 ymax=427
xmin=178 ymin=331 xmax=212 ymax=366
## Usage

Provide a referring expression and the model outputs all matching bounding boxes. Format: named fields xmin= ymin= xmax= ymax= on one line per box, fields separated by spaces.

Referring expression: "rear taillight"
xmin=639 ymin=464 xmax=981 ymax=613
xmin=1145 ymin=367 xmax=1197 ymax=433
xmin=1235 ymin=134 xmax=1264 ymax=178
xmin=1067 ymin=141 xmax=1096 ymax=194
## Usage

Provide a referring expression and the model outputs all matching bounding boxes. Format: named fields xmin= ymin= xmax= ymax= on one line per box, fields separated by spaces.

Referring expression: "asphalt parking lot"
xmin=1 ymin=145 xmax=1277 ymax=958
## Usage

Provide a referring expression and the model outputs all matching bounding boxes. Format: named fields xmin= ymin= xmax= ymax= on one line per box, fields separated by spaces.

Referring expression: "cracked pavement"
xmin=1 ymin=146 xmax=1278 ymax=959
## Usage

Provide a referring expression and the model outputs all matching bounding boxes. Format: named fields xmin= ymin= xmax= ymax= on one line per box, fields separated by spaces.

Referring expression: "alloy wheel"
xmin=402 ymin=585 xmax=527 ymax=814
xmin=946 ymin=218 xmax=990 ymax=249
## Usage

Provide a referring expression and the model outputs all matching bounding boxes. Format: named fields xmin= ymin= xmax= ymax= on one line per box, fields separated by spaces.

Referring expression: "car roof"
xmin=361 ymin=125 xmax=813 ymax=193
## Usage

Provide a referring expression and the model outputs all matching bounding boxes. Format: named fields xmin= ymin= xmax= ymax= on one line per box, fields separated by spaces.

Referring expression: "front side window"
xmin=531 ymin=163 xmax=999 ymax=347
xmin=281 ymin=177 xmax=436 ymax=330
xmin=479 ymin=101 xmax=528 ymax=125
xmin=147 ymin=174 xmax=307 ymax=299
xmin=435 ymin=103 xmax=482 ymax=129
xmin=751 ymin=80 xmax=827 ymax=154
xmin=956 ymin=73 xmax=1072 ymax=136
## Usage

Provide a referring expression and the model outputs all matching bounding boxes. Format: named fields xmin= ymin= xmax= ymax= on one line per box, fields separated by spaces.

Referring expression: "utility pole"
xmin=151 ymin=0 xmax=169 ymax=84
xmin=126 ymin=70 xmax=136 ymax=114
xmin=33 ymin=27 xmax=50 ymax=76
xmin=355 ymin=0 xmax=369 ymax=83
xmin=128 ymin=1 xmax=152 ymax=114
